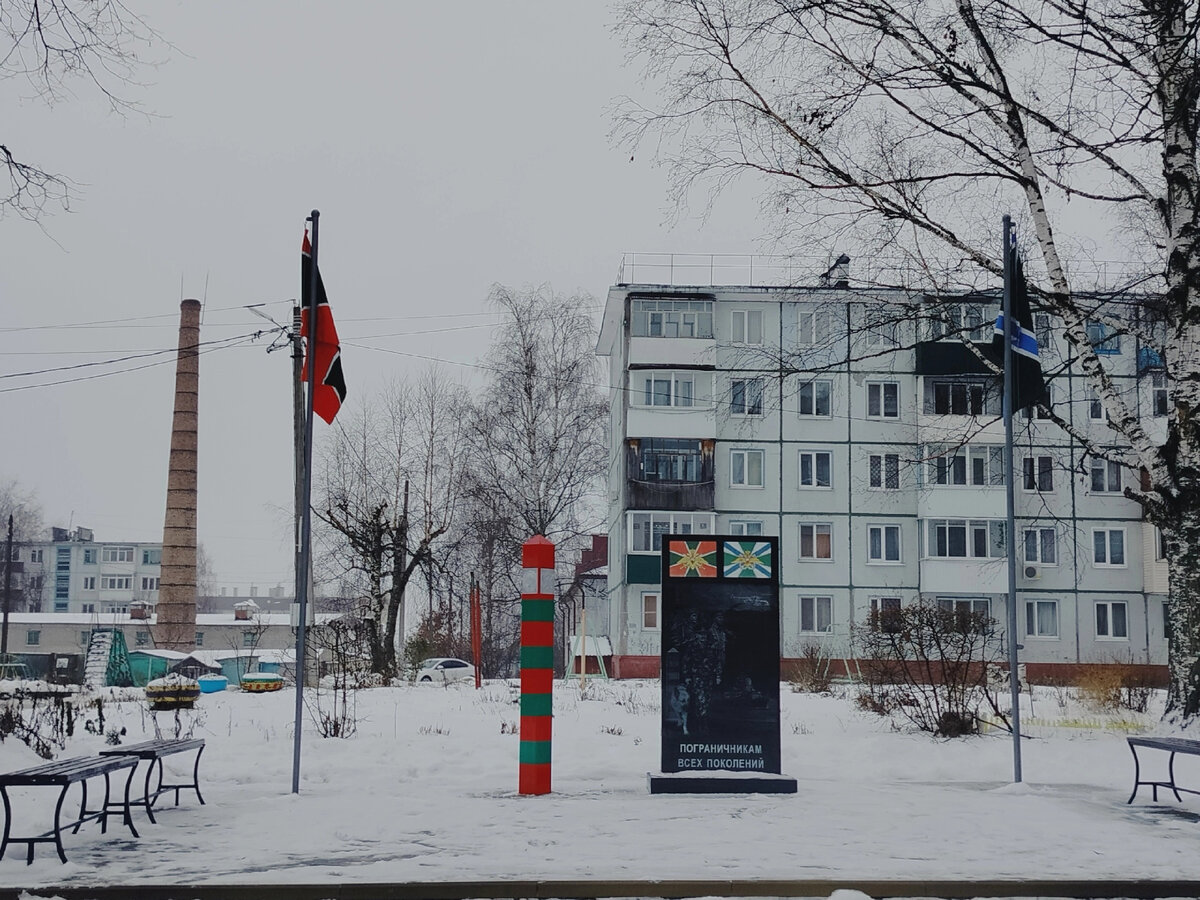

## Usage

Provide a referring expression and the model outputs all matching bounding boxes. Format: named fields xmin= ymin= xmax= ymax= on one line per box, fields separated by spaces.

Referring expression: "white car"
xmin=416 ymin=657 xmax=477 ymax=684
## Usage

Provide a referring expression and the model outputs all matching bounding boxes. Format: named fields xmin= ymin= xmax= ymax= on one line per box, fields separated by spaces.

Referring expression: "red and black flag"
xmin=300 ymin=231 xmax=347 ymax=424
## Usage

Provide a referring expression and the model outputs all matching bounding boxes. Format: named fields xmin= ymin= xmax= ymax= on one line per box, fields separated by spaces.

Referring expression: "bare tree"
xmin=464 ymin=284 xmax=608 ymax=543
xmin=2 ymin=0 xmax=158 ymax=220
xmin=317 ymin=371 xmax=463 ymax=679
xmin=617 ymin=0 xmax=1200 ymax=725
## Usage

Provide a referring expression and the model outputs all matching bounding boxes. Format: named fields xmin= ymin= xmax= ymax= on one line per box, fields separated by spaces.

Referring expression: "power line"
xmin=0 ymin=333 xmax=265 ymax=394
xmin=0 ymin=333 xmax=265 ymax=381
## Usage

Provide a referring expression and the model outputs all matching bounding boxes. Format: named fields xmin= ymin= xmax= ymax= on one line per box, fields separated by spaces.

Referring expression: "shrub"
xmin=784 ymin=643 xmax=834 ymax=693
xmin=852 ymin=603 xmax=1005 ymax=737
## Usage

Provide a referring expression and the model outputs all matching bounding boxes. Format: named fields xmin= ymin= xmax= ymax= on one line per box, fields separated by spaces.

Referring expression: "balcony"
xmin=627 ymin=478 xmax=715 ymax=511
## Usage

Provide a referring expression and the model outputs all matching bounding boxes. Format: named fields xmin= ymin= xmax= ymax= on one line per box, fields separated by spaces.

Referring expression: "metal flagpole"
xmin=1002 ymin=213 xmax=1023 ymax=783
xmin=293 ymin=209 xmax=320 ymax=794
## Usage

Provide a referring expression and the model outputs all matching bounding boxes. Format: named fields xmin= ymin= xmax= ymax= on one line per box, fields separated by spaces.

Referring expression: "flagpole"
xmin=293 ymin=208 xmax=320 ymax=795
xmin=1002 ymin=213 xmax=1023 ymax=783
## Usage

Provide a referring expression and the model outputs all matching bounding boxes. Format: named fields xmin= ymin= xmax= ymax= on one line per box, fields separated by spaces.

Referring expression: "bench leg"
xmin=1128 ymin=742 xmax=1141 ymax=803
xmin=143 ymin=759 xmax=160 ymax=825
xmin=0 ymin=785 xmax=11 ymax=861
xmin=72 ymin=779 xmax=87 ymax=834
xmin=1168 ymin=752 xmax=1185 ymax=803
xmin=122 ymin=764 xmax=141 ymax=837
xmin=50 ymin=784 xmax=70 ymax=864
xmin=192 ymin=745 xmax=206 ymax=806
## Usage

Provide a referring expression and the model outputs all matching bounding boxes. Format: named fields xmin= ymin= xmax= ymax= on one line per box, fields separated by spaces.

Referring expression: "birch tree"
xmin=317 ymin=372 xmax=463 ymax=678
xmin=464 ymin=284 xmax=608 ymax=544
xmin=617 ymin=0 xmax=1200 ymax=723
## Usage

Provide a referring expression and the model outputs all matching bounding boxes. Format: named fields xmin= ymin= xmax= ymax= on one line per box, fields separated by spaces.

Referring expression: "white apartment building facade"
xmin=7 ymin=526 xmax=162 ymax=616
xmin=596 ymin=279 xmax=1170 ymax=681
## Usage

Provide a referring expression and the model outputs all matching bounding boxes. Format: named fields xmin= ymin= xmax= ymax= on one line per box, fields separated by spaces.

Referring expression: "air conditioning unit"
xmin=1022 ymin=564 xmax=1041 ymax=581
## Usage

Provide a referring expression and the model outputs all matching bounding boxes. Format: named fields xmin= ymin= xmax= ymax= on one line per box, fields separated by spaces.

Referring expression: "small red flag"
xmin=300 ymin=231 xmax=347 ymax=424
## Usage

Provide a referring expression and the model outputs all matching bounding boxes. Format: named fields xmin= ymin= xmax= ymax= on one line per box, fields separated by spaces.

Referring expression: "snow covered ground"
xmin=0 ymin=678 xmax=1196 ymax=888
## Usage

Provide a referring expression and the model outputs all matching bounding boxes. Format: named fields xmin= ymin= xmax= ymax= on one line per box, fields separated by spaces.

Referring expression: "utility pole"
xmin=2 ymin=513 xmax=13 ymax=659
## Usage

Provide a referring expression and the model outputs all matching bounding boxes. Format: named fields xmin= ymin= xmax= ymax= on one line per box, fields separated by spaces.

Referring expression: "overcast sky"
xmin=0 ymin=2 xmax=766 ymax=595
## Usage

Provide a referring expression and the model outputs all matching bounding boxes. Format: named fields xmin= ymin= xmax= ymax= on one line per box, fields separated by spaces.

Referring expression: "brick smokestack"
xmin=154 ymin=298 xmax=201 ymax=652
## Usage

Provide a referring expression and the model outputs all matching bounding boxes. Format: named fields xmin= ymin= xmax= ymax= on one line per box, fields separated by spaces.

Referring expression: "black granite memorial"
xmin=648 ymin=534 xmax=797 ymax=794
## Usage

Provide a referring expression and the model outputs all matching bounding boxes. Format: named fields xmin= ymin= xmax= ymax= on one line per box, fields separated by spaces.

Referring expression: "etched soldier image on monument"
xmin=649 ymin=534 xmax=797 ymax=794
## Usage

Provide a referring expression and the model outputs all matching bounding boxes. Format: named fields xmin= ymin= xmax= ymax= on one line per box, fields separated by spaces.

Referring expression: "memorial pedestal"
xmin=648 ymin=771 xmax=798 ymax=794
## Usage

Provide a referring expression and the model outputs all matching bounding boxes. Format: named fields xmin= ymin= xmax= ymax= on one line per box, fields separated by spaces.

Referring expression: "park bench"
xmin=0 ymin=754 xmax=139 ymax=864
xmin=1126 ymin=736 xmax=1200 ymax=804
xmin=99 ymin=738 xmax=206 ymax=825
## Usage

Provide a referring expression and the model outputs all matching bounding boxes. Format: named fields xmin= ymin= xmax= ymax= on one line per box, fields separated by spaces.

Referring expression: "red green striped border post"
xmin=520 ymin=535 xmax=555 ymax=795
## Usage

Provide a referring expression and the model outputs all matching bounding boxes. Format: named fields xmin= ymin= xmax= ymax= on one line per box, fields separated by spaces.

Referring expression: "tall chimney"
xmin=154 ymin=299 xmax=201 ymax=652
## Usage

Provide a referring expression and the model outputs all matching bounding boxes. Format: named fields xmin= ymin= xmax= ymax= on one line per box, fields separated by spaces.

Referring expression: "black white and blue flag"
xmin=992 ymin=236 xmax=1048 ymax=411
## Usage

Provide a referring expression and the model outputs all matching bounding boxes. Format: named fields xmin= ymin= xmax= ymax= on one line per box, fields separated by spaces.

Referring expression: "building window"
xmin=931 ymin=302 xmax=990 ymax=342
xmin=26 ymin=630 xmax=40 ymax=646
xmin=799 ymin=523 xmax=833 ymax=560
xmin=636 ymin=438 xmax=704 ymax=483
xmin=927 ymin=444 xmax=1004 ymax=486
xmin=102 ymin=602 xmax=129 ymax=614
xmin=80 ymin=631 xmax=91 ymax=646
xmin=730 ymin=449 xmax=765 ymax=487
xmin=798 ymin=380 xmax=832 ymax=417
xmin=867 ymin=525 xmax=902 ymax=563
xmin=142 ymin=548 xmax=162 ymax=565
xmin=797 ymin=309 xmax=832 ymax=346
xmin=1025 ymin=600 xmax=1059 ymax=638
xmin=1090 ymin=458 xmax=1122 ymax=493
xmin=926 ymin=519 xmax=1005 ymax=559
xmin=1086 ymin=320 xmax=1121 ymax=354
xmin=1153 ymin=373 xmax=1169 ymax=417
xmin=1096 ymin=601 xmax=1128 ymax=640
xmin=1093 ymin=528 xmax=1126 ymax=567
xmin=729 ymin=520 xmax=764 ymax=536
xmin=867 ymin=382 xmax=900 ymax=419
xmin=1157 ymin=527 xmax=1168 ymax=561
xmin=640 ymin=372 xmax=696 ymax=408
xmin=799 ymin=595 xmax=833 ymax=633
xmin=1022 ymin=456 xmax=1054 ymax=492
xmin=141 ymin=576 xmax=160 ymax=591
xmin=53 ymin=601 xmax=68 ymax=612
xmin=1021 ymin=385 xmax=1054 ymax=419
xmin=1034 ymin=313 xmax=1052 ymax=354
xmin=928 ymin=380 xmax=995 ymax=416
xmin=731 ymin=309 xmax=764 ymax=344
xmin=937 ymin=597 xmax=992 ymax=632
xmin=1088 ymin=388 xmax=1107 ymax=421
xmin=135 ymin=631 xmax=150 ymax=647
xmin=628 ymin=512 xmax=715 ymax=553
xmin=101 ymin=575 xmax=133 ymax=590
xmin=730 ymin=377 xmax=764 ymax=416
xmin=1023 ymin=528 xmax=1057 ymax=565
xmin=870 ymin=596 xmax=902 ymax=632
xmin=242 ymin=631 xmax=257 ymax=648
xmin=82 ymin=576 xmax=96 ymax=590
xmin=55 ymin=574 xmax=69 ymax=600
xmin=642 ymin=593 xmax=659 ymax=630
xmin=82 ymin=548 xmax=96 ymax=564
xmin=80 ymin=602 xmax=95 ymax=613
xmin=102 ymin=546 xmax=134 ymax=563
xmin=56 ymin=547 xmax=70 ymax=572
xmin=29 ymin=548 xmax=43 ymax=563
xmin=631 ymin=299 xmax=714 ymax=339
xmin=195 ymin=632 xmax=205 ymax=647
xmin=869 ymin=453 xmax=900 ymax=490
xmin=799 ymin=450 xmax=832 ymax=488
xmin=866 ymin=315 xmax=899 ymax=347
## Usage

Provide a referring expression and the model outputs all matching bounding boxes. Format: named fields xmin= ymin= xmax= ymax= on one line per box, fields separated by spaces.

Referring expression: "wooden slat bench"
xmin=1127 ymin=736 xmax=1200 ymax=804
xmin=0 ymin=755 xmax=139 ymax=864
xmin=99 ymin=738 xmax=206 ymax=825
